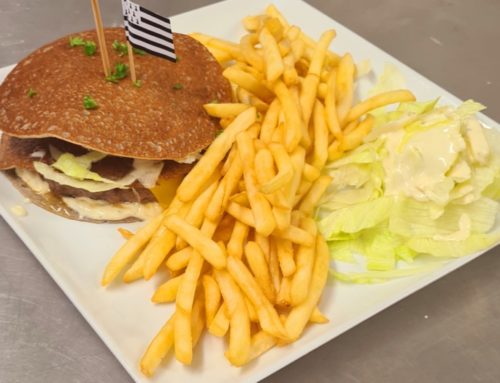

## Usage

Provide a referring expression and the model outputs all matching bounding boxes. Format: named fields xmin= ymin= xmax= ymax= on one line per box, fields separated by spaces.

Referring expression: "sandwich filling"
xmin=0 ymin=136 xmax=192 ymax=221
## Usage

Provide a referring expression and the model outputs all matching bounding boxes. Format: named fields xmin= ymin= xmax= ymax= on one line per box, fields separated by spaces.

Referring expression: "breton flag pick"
xmin=121 ymin=0 xmax=176 ymax=62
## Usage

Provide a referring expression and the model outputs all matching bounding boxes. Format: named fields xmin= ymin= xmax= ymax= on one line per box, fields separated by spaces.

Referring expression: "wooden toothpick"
xmin=90 ymin=0 xmax=111 ymax=77
xmin=126 ymin=41 xmax=137 ymax=83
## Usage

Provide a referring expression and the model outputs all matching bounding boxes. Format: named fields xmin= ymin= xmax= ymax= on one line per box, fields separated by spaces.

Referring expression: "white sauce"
xmin=383 ymin=123 xmax=466 ymax=205
xmin=175 ymin=151 xmax=202 ymax=164
xmin=61 ymin=197 xmax=163 ymax=221
xmin=463 ymin=118 xmax=489 ymax=165
xmin=10 ymin=205 xmax=27 ymax=217
xmin=15 ymin=168 xmax=50 ymax=194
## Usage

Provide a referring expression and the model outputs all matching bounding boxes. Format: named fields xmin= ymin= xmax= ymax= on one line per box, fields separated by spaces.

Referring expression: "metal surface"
xmin=1 ymin=0 xmax=499 ymax=382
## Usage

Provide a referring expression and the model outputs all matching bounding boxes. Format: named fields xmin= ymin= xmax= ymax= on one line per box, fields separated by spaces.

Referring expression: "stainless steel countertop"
xmin=1 ymin=1 xmax=499 ymax=382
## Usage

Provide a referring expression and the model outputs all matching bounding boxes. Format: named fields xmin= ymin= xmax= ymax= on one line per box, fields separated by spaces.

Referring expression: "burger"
xmin=0 ymin=28 xmax=231 ymax=222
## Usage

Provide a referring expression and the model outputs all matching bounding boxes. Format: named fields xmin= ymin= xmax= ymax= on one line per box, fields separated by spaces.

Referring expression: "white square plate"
xmin=1 ymin=0 xmax=499 ymax=382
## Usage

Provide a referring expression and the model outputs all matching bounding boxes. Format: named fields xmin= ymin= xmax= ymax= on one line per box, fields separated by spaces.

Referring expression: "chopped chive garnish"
xmin=83 ymin=95 xmax=98 ymax=110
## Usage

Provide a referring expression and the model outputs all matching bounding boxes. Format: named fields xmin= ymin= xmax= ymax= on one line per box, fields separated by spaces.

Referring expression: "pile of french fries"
xmin=102 ymin=5 xmax=415 ymax=376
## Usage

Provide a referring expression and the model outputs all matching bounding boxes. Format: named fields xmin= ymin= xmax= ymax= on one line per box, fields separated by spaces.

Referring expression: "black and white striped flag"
xmin=121 ymin=0 xmax=176 ymax=62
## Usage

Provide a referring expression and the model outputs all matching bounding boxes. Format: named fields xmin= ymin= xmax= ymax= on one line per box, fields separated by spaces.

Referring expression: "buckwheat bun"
xmin=0 ymin=28 xmax=231 ymax=222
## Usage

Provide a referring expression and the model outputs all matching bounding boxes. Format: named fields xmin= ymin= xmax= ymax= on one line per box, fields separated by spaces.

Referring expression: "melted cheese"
xmin=61 ymin=197 xmax=162 ymax=221
xmin=150 ymin=176 xmax=183 ymax=208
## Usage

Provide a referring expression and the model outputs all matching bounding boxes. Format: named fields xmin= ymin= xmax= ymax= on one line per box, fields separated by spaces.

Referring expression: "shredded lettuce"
xmin=406 ymin=233 xmax=500 ymax=258
xmin=318 ymin=197 xmax=392 ymax=238
xmin=52 ymin=152 xmax=110 ymax=182
xmin=34 ymin=161 xmax=122 ymax=192
xmin=35 ymin=152 xmax=164 ymax=193
xmin=318 ymin=100 xmax=500 ymax=283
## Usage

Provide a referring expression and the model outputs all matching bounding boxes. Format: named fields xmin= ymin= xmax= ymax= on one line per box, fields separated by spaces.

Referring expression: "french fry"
xmin=260 ymin=142 xmax=293 ymax=194
xmin=295 ymin=178 xmax=313 ymax=206
xmin=223 ymin=66 xmax=274 ymax=102
xmin=141 ymin=200 xmax=191 ymax=280
xmin=102 ymin=211 xmax=165 ymax=286
xmin=343 ymin=119 xmax=359 ymax=135
xmin=222 ymin=146 xmax=238 ymax=175
xmin=275 ymin=237 xmax=296 ymax=277
xmin=299 ymin=74 xmax=320 ymax=127
xmin=222 ymin=156 xmax=244 ymax=207
xmin=174 ymin=307 xmax=193 ymax=364
xmin=236 ymin=87 xmax=269 ymax=112
xmin=206 ymin=45 xmax=233 ymax=63
xmin=265 ymin=4 xmax=290 ymax=29
xmin=255 ymin=147 xmax=276 ymax=187
xmin=203 ymin=103 xmax=251 ymax=118
xmin=345 ymin=89 xmax=416 ymax=123
xmin=327 ymin=139 xmax=343 ymax=161
xmin=278 ymin=37 xmax=292 ymax=56
xmin=122 ymin=250 xmax=147 ymax=283
xmin=302 ymin=163 xmax=321 ymax=182
xmin=208 ymin=303 xmax=230 ymax=337
xmin=274 ymin=81 xmax=303 ymax=152
xmin=283 ymin=52 xmax=299 ymax=86
xmin=285 ymin=146 xmax=306 ymax=206
xmin=276 ymin=276 xmax=292 ymax=307
xmin=264 ymin=17 xmax=284 ymax=41
xmin=237 ymin=131 xmax=276 ymax=236
xmin=277 ymin=224 xmax=315 ymax=247
xmin=118 ymin=227 xmax=134 ymax=240
xmin=176 ymin=250 xmax=204 ymax=314
xmin=242 ymin=15 xmax=266 ymax=32
xmin=268 ymin=239 xmax=282 ymax=294
xmin=165 ymin=215 xmax=226 ymax=269
xmin=240 ymin=33 xmax=265 ymax=72
xmin=335 ymin=53 xmax=355 ymax=124
xmin=226 ymin=256 xmax=288 ymax=340
xmin=309 ymin=29 xmax=336 ymax=79
xmin=214 ymin=270 xmax=251 ymax=366
xmin=340 ymin=115 xmax=375 ymax=151
xmin=140 ymin=313 xmax=175 ymax=377
xmin=177 ymin=107 xmax=256 ymax=202
xmin=260 ymin=98 xmax=281 ymax=144
xmin=310 ymin=307 xmax=329 ymax=324
xmin=325 ymin=70 xmax=342 ymax=139
xmin=311 ymin=100 xmax=329 ymax=168
xmin=229 ymin=191 xmax=249 ymax=206
xmin=287 ymin=26 xmax=305 ymax=57
xmin=152 ymin=274 xmax=184 ymax=303
xmin=300 ymin=30 xmax=335 ymax=125
xmin=273 ymin=206 xmax=292 ymax=231
xmin=212 ymin=214 xmax=235 ymax=243
xmin=226 ymin=201 xmax=256 ymax=227
xmin=254 ymin=232 xmax=270 ymax=259
xmin=244 ymin=296 xmax=259 ymax=322
xmin=244 ymin=241 xmax=276 ymax=302
xmin=219 ymin=117 xmax=234 ymax=129
xmin=317 ymin=82 xmax=327 ymax=99
xmin=166 ymin=247 xmax=192 ymax=271
xmin=203 ymin=274 xmax=221 ymax=327
xmin=190 ymin=32 xmax=243 ymax=61
xmin=249 ymin=330 xmax=276 ymax=361
xmin=177 ymin=178 xmax=219 ymax=250
xmin=227 ymin=220 xmax=250 ymax=258
xmin=259 ymin=26 xmax=285 ymax=82
xmin=298 ymin=175 xmax=332 ymax=214
xmin=285 ymin=234 xmax=329 ymax=340
xmin=299 ymin=30 xmax=340 ymax=67
xmin=192 ymin=291 xmax=205 ymax=348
